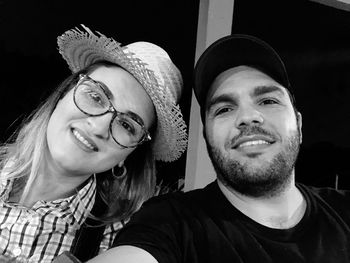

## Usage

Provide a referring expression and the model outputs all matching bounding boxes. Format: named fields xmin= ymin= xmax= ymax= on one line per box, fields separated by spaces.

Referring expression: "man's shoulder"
xmin=147 ymin=182 xmax=215 ymax=207
xmin=303 ymin=184 xmax=350 ymax=201
xmin=132 ymin=181 xmax=218 ymax=223
xmin=299 ymin=183 xmax=350 ymax=214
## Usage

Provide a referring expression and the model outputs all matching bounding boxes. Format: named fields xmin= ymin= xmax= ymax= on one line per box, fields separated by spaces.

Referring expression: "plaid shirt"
xmin=0 ymin=175 xmax=123 ymax=262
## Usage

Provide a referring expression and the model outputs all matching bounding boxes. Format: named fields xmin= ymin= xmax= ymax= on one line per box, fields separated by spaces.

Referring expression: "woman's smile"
xmin=71 ymin=127 xmax=98 ymax=152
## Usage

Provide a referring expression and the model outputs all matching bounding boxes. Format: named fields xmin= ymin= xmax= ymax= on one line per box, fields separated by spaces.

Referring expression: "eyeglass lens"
xmin=74 ymin=79 xmax=146 ymax=147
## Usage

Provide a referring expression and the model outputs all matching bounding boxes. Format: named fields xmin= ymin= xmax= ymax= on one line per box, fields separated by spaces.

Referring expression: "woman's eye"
xmin=87 ymin=91 xmax=104 ymax=105
xmin=120 ymin=120 xmax=136 ymax=135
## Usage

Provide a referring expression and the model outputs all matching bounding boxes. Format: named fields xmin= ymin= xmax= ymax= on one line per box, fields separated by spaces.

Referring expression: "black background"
xmin=1 ymin=0 xmax=350 ymax=190
xmin=234 ymin=0 xmax=350 ymax=188
xmin=0 ymin=0 xmax=200 ymax=190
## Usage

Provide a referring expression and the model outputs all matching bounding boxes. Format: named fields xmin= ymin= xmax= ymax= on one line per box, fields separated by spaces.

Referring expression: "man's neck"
xmin=217 ymin=178 xmax=306 ymax=229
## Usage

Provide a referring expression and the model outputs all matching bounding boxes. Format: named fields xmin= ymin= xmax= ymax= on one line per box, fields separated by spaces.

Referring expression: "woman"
xmin=0 ymin=25 xmax=187 ymax=262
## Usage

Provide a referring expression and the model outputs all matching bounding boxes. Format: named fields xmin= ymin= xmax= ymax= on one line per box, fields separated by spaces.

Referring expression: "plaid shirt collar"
xmin=0 ymin=174 xmax=96 ymax=226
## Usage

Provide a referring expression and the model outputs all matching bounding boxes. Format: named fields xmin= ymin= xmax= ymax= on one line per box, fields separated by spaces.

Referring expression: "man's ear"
xmin=297 ymin=111 xmax=302 ymax=144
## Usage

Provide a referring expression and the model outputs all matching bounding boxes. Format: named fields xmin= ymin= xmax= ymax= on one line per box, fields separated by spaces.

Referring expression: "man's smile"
xmin=231 ymin=135 xmax=276 ymax=149
xmin=238 ymin=139 xmax=270 ymax=148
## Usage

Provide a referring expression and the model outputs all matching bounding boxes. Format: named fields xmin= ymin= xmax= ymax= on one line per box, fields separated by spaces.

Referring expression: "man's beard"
xmin=206 ymin=126 xmax=300 ymax=198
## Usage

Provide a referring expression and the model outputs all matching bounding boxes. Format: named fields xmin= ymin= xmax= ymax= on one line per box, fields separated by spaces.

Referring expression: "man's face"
xmin=204 ymin=66 xmax=302 ymax=197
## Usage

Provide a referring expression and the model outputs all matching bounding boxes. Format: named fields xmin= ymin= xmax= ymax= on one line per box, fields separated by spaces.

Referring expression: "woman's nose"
xmin=86 ymin=113 xmax=113 ymax=139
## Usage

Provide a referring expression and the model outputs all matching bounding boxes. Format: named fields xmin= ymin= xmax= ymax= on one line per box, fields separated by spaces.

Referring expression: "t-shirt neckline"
xmin=206 ymin=181 xmax=314 ymax=242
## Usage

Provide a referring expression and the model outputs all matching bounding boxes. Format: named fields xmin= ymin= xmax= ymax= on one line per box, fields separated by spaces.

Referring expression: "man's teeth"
xmin=238 ymin=140 xmax=269 ymax=148
xmin=73 ymin=130 xmax=95 ymax=150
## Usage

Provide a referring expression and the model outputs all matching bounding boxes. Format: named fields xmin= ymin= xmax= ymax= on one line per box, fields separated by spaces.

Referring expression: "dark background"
xmin=0 ymin=0 xmax=200 ymax=190
xmin=1 ymin=0 xmax=350 ymax=189
xmin=233 ymin=0 xmax=350 ymax=189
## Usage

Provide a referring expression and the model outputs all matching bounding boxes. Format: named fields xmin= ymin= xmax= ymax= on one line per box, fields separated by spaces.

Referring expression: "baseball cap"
xmin=193 ymin=34 xmax=292 ymax=111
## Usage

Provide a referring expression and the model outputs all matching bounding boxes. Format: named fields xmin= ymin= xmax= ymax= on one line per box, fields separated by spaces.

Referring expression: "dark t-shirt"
xmin=113 ymin=181 xmax=350 ymax=263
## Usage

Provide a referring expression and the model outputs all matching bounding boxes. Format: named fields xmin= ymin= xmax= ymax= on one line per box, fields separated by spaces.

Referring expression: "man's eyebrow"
xmin=207 ymin=93 xmax=237 ymax=111
xmin=251 ymin=85 xmax=285 ymax=97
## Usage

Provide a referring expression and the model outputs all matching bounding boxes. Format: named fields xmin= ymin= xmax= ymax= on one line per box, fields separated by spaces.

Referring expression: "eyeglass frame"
xmin=72 ymin=74 xmax=152 ymax=149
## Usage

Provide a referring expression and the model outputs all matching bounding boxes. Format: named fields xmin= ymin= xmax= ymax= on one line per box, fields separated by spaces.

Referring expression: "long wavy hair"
xmin=0 ymin=61 xmax=157 ymax=223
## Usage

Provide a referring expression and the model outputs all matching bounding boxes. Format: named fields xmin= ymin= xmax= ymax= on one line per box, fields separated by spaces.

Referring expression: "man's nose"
xmin=234 ymin=104 xmax=264 ymax=128
xmin=86 ymin=113 xmax=113 ymax=139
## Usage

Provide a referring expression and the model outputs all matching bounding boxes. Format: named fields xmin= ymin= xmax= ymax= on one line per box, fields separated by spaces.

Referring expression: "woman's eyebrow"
xmin=96 ymin=80 xmax=114 ymax=99
xmin=124 ymin=111 xmax=145 ymax=126
xmin=251 ymin=85 xmax=285 ymax=97
xmin=98 ymin=81 xmax=145 ymax=126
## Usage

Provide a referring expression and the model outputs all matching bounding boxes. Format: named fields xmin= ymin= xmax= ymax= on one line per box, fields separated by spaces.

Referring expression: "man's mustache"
xmin=228 ymin=126 xmax=278 ymax=148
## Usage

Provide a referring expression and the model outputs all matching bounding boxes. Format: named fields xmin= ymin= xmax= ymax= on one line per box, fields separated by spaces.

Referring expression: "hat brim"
xmin=194 ymin=34 xmax=291 ymax=109
xmin=58 ymin=26 xmax=187 ymax=162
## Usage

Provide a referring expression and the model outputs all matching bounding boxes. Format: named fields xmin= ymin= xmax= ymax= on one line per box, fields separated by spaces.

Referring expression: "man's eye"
xmin=215 ymin=107 xmax=233 ymax=116
xmin=260 ymin=98 xmax=279 ymax=105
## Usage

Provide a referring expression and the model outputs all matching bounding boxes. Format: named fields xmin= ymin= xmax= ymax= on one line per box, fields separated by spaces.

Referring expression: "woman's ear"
xmin=117 ymin=160 xmax=125 ymax=167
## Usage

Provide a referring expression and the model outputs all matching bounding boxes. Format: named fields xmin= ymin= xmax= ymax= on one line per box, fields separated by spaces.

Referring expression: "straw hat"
xmin=57 ymin=25 xmax=187 ymax=162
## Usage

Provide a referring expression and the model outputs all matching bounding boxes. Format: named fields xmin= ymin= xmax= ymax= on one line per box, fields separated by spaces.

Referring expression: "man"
xmin=89 ymin=35 xmax=350 ymax=263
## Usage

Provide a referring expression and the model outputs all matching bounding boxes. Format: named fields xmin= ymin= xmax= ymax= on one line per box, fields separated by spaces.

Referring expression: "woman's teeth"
xmin=73 ymin=130 xmax=95 ymax=150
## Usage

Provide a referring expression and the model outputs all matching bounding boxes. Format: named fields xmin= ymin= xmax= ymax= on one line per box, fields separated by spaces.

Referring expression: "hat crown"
xmin=57 ymin=25 xmax=187 ymax=162
xmin=125 ymin=42 xmax=183 ymax=102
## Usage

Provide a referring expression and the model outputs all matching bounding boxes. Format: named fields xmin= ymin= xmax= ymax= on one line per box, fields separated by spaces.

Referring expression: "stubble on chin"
xmin=207 ymin=131 xmax=300 ymax=198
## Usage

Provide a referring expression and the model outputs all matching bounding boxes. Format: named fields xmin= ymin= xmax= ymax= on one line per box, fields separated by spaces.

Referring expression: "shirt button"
xmin=12 ymin=247 xmax=22 ymax=257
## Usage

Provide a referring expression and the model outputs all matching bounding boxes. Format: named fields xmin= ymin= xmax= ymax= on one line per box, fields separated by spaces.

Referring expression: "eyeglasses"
xmin=73 ymin=74 xmax=151 ymax=148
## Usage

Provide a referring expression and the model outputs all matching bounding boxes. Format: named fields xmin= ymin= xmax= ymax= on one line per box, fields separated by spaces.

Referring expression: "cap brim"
xmin=194 ymin=34 xmax=291 ymax=108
